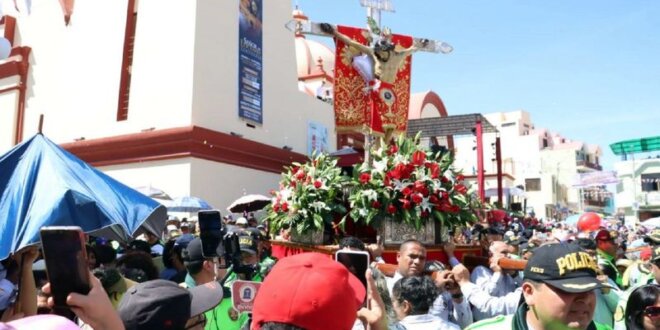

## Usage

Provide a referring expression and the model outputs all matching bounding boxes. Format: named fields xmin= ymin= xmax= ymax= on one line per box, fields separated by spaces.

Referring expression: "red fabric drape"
xmin=333 ymin=26 xmax=413 ymax=136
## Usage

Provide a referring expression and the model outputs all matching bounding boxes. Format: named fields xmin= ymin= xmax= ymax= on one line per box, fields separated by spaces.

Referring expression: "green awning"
xmin=609 ymin=136 xmax=660 ymax=155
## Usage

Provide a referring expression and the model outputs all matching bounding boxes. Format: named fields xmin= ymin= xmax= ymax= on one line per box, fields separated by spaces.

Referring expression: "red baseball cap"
xmin=251 ymin=252 xmax=366 ymax=330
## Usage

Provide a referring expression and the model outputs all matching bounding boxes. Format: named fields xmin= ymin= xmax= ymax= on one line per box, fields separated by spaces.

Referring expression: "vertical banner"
xmin=238 ymin=0 xmax=263 ymax=124
xmin=307 ymin=121 xmax=329 ymax=156
xmin=333 ymin=26 xmax=413 ymax=135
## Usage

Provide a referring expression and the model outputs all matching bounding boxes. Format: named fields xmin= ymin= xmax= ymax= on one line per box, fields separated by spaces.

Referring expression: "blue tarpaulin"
xmin=0 ymin=134 xmax=167 ymax=260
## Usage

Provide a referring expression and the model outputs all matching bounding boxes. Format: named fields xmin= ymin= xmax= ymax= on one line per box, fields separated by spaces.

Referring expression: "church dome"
xmin=292 ymin=8 xmax=335 ymax=78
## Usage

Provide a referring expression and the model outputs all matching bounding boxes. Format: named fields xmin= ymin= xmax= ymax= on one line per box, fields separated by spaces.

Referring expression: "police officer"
xmin=613 ymin=245 xmax=660 ymax=330
xmin=595 ymin=229 xmax=623 ymax=288
xmin=465 ymin=243 xmax=612 ymax=330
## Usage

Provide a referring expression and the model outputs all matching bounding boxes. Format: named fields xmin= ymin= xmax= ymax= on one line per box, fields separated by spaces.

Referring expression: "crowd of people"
xmin=0 ymin=211 xmax=658 ymax=330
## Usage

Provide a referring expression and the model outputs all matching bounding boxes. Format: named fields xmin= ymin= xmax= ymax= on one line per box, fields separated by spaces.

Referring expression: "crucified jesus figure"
xmin=321 ymin=23 xmax=427 ymax=139
xmin=320 ymin=23 xmax=427 ymax=87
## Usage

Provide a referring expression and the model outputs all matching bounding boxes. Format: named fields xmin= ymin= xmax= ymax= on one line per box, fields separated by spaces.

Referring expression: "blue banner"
xmin=238 ymin=0 xmax=263 ymax=124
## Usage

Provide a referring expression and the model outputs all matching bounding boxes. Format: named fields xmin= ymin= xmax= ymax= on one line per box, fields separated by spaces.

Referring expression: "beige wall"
xmin=11 ymin=0 xmax=130 ymax=142
xmin=2 ymin=0 xmax=335 ymax=155
xmin=100 ymin=157 xmax=281 ymax=216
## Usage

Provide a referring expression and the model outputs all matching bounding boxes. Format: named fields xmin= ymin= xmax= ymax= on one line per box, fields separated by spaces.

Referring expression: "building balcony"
xmin=584 ymin=198 xmax=608 ymax=207
xmin=576 ymin=160 xmax=602 ymax=171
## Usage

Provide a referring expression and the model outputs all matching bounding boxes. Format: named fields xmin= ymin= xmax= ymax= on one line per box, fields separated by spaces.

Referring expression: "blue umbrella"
xmin=168 ymin=196 xmax=213 ymax=213
xmin=564 ymin=214 xmax=581 ymax=226
xmin=0 ymin=134 xmax=167 ymax=260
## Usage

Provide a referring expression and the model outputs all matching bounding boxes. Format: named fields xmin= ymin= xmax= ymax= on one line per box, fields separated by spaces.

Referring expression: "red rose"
xmin=388 ymin=144 xmax=398 ymax=155
xmin=457 ymin=174 xmax=465 ymax=181
xmin=383 ymin=176 xmax=391 ymax=187
xmin=414 ymin=180 xmax=425 ymax=192
xmin=412 ymin=193 xmax=423 ymax=204
xmin=387 ymin=204 xmax=397 ymax=214
xmin=359 ymin=172 xmax=371 ymax=185
xmin=290 ymin=180 xmax=297 ymax=188
xmin=399 ymin=199 xmax=412 ymax=210
xmin=428 ymin=163 xmax=440 ymax=179
xmin=411 ymin=151 xmax=426 ymax=166
xmin=429 ymin=195 xmax=439 ymax=204
xmin=421 ymin=210 xmax=430 ymax=218
xmin=389 ymin=163 xmax=406 ymax=180
xmin=451 ymin=205 xmax=461 ymax=213
xmin=454 ymin=184 xmax=467 ymax=195
xmin=295 ymin=169 xmax=305 ymax=180
xmin=441 ymin=191 xmax=449 ymax=200
xmin=440 ymin=176 xmax=449 ymax=183
xmin=273 ymin=203 xmax=280 ymax=212
xmin=281 ymin=202 xmax=289 ymax=212
xmin=403 ymin=164 xmax=415 ymax=179
xmin=401 ymin=185 xmax=413 ymax=196
xmin=314 ymin=180 xmax=322 ymax=189
xmin=440 ymin=202 xmax=452 ymax=212
xmin=372 ymin=200 xmax=382 ymax=209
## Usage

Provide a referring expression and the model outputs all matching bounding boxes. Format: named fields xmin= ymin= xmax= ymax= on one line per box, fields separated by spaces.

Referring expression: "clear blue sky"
xmin=295 ymin=0 xmax=660 ymax=170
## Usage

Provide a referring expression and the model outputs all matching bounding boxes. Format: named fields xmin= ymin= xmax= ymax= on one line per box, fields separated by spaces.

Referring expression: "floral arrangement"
xmin=346 ymin=133 xmax=479 ymax=230
xmin=265 ymin=153 xmax=347 ymax=235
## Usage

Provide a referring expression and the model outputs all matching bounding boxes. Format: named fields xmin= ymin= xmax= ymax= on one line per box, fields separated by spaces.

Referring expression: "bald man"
xmin=385 ymin=239 xmax=472 ymax=328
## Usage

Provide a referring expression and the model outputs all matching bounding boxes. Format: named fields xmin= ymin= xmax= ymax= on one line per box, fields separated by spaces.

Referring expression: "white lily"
xmin=362 ymin=189 xmax=378 ymax=201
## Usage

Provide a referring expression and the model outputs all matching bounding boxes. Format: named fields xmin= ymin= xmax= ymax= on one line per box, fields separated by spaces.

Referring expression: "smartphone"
xmin=335 ymin=250 xmax=369 ymax=306
xmin=39 ymin=226 xmax=91 ymax=308
xmin=198 ymin=210 xmax=223 ymax=258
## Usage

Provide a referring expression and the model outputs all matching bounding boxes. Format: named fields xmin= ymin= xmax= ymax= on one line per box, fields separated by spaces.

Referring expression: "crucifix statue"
xmin=287 ymin=0 xmax=452 ymax=160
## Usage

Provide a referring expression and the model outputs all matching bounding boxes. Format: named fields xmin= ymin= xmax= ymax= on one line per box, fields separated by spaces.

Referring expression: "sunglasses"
xmin=645 ymin=306 xmax=660 ymax=318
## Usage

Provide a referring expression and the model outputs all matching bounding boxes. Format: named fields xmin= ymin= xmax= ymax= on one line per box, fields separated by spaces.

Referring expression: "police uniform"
xmin=465 ymin=243 xmax=613 ymax=330
xmin=595 ymin=230 xmax=623 ymax=288
xmin=613 ymin=245 xmax=660 ymax=330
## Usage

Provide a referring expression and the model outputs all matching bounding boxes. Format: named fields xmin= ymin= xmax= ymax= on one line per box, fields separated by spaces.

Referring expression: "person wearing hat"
xmin=463 ymin=243 xmax=612 ymax=330
xmin=613 ymin=245 xmax=660 ymax=330
xmin=246 ymin=227 xmax=276 ymax=277
xmin=251 ymin=252 xmax=366 ymax=330
xmin=222 ymin=232 xmax=265 ymax=287
xmin=118 ymin=279 xmax=223 ymax=329
xmin=595 ymin=229 xmax=623 ymax=288
xmin=236 ymin=217 xmax=249 ymax=229
xmin=182 ymin=237 xmax=247 ymax=330
xmin=643 ymin=228 xmax=660 ymax=246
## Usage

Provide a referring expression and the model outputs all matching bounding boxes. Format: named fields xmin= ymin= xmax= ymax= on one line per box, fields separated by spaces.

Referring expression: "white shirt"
xmin=387 ymin=272 xmax=471 ymax=328
xmin=461 ymin=281 xmax=521 ymax=321
xmin=398 ymin=314 xmax=461 ymax=330
xmin=470 ymin=265 xmax=519 ymax=297
xmin=429 ymin=291 xmax=473 ymax=329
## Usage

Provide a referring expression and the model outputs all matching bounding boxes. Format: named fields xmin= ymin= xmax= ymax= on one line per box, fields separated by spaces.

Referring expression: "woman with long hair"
xmin=625 ymin=284 xmax=660 ymax=330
